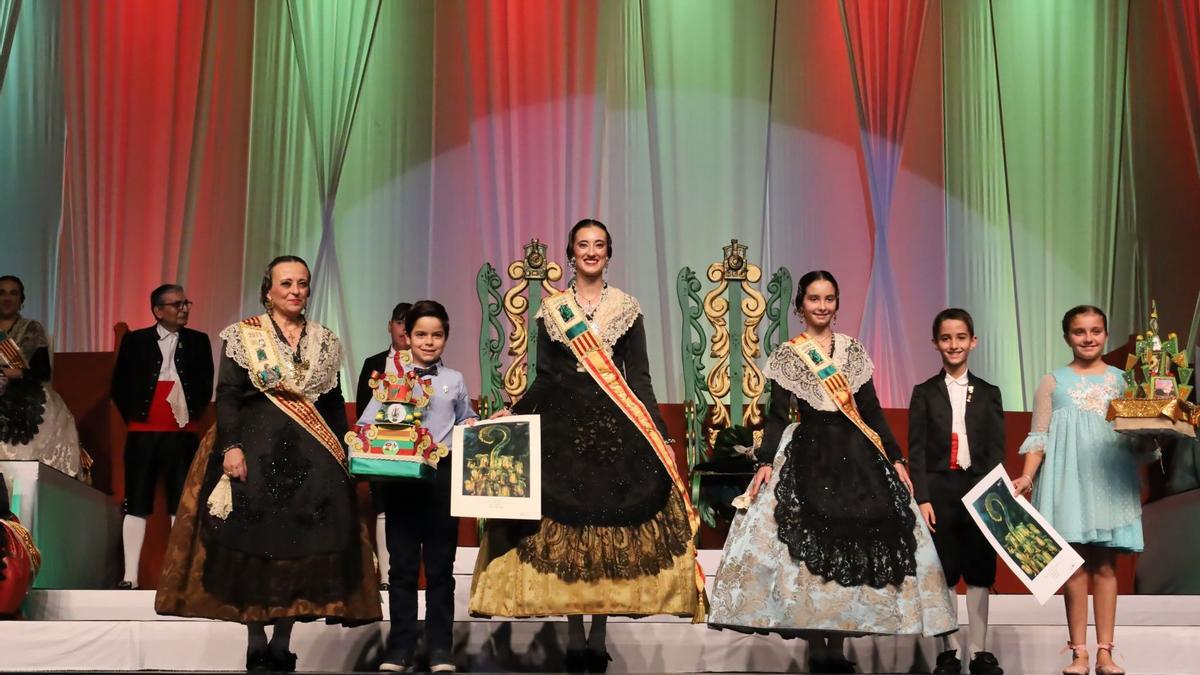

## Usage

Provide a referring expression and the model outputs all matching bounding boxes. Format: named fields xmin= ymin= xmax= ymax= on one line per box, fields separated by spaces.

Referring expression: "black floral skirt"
xmin=774 ymin=410 xmax=916 ymax=588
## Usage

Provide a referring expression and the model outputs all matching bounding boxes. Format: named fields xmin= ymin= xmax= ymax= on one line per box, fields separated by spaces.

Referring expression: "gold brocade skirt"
xmin=469 ymin=492 xmax=703 ymax=619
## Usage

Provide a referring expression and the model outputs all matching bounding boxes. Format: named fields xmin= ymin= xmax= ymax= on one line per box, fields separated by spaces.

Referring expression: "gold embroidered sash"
xmin=542 ymin=292 xmax=707 ymax=618
xmin=0 ymin=335 xmax=28 ymax=370
xmin=234 ymin=315 xmax=346 ymax=472
xmin=785 ymin=334 xmax=886 ymax=457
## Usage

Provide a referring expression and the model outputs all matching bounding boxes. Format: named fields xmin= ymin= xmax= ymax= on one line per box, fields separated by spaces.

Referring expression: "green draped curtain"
xmin=7 ymin=0 xmax=1199 ymax=410
xmin=286 ymin=0 xmax=382 ymax=361
xmin=991 ymin=0 xmax=1129 ymax=402
xmin=0 ymin=0 xmax=62 ymax=326
xmin=941 ymin=0 xmax=1024 ymax=407
xmin=0 ymin=0 xmax=20 ymax=94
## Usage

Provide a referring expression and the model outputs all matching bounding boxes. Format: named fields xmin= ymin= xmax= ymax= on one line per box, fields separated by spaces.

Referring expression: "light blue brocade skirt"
xmin=709 ymin=424 xmax=958 ymax=637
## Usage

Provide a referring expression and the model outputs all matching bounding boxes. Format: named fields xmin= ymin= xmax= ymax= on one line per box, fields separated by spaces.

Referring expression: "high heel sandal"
xmin=1094 ymin=642 xmax=1125 ymax=675
xmin=1062 ymin=642 xmax=1089 ymax=675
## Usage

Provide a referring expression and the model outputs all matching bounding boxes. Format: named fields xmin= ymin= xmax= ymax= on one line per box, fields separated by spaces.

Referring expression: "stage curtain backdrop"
xmin=990 ymin=0 xmax=1129 ymax=404
xmin=840 ymin=0 xmax=930 ymax=404
xmin=0 ymin=0 xmax=62 ymax=326
xmin=56 ymin=0 xmax=254 ymax=350
xmin=0 ymin=0 xmax=20 ymax=94
xmin=3 ymin=0 xmax=1200 ymax=409
xmin=1164 ymin=1 xmax=1200 ymax=354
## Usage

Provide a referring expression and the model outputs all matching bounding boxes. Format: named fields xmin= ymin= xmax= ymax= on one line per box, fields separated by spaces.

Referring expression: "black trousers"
xmin=379 ymin=462 xmax=458 ymax=655
xmin=927 ymin=471 xmax=998 ymax=588
xmin=122 ymin=431 xmax=199 ymax=517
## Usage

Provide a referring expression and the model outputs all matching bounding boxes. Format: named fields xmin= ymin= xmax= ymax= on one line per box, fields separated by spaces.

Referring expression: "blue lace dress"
xmin=1019 ymin=366 xmax=1144 ymax=551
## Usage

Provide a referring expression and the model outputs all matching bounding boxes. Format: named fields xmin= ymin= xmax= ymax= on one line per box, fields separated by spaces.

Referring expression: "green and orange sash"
xmin=234 ymin=315 xmax=346 ymax=472
xmin=785 ymin=334 xmax=886 ymax=457
xmin=543 ymin=292 xmax=707 ymax=619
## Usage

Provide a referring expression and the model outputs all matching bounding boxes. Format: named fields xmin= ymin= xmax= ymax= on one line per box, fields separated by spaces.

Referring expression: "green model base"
xmin=349 ymin=456 xmax=435 ymax=481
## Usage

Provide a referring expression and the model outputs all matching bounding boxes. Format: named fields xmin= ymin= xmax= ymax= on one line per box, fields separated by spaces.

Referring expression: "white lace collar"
xmin=538 ymin=286 xmax=642 ymax=354
xmin=763 ymin=333 xmax=874 ymax=411
xmin=219 ymin=316 xmax=342 ymax=401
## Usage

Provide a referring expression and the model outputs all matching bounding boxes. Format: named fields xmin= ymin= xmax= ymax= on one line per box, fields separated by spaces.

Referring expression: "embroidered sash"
xmin=542 ymin=292 xmax=707 ymax=617
xmin=784 ymin=334 xmax=885 ymax=457
xmin=233 ymin=315 xmax=346 ymax=472
xmin=0 ymin=334 xmax=28 ymax=370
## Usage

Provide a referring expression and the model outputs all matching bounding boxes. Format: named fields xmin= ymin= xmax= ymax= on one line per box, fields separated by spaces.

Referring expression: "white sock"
xmin=170 ymin=515 xmax=176 ymax=528
xmin=122 ymin=515 xmax=147 ymax=586
xmin=939 ymin=630 xmax=962 ymax=654
xmin=966 ymin=585 xmax=990 ymax=654
xmin=375 ymin=514 xmax=389 ymax=583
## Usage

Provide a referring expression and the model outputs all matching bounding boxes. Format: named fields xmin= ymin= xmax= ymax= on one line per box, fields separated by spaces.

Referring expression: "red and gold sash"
xmin=785 ymin=334 xmax=885 ymax=457
xmin=234 ymin=315 xmax=346 ymax=472
xmin=0 ymin=335 xmax=28 ymax=370
xmin=543 ymin=292 xmax=707 ymax=619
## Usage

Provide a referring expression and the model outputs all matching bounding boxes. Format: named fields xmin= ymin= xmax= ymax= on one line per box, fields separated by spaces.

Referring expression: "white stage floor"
xmin=4 ymin=550 xmax=1197 ymax=673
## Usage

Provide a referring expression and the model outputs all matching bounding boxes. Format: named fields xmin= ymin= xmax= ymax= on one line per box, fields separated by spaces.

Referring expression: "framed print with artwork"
xmin=962 ymin=465 xmax=1084 ymax=604
xmin=1152 ymin=376 xmax=1177 ymax=399
xmin=450 ymin=415 xmax=541 ymax=520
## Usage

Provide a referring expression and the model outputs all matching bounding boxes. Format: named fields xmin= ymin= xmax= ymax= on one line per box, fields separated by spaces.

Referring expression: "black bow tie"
xmin=413 ymin=365 xmax=439 ymax=378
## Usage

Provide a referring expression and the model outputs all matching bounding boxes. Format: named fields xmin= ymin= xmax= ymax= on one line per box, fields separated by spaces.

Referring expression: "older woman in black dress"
xmin=156 ymin=256 xmax=380 ymax=672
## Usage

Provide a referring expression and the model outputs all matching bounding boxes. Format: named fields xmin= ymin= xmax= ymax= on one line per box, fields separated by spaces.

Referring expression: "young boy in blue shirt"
xmin=375 ymin=300 xmax=476 ymax=673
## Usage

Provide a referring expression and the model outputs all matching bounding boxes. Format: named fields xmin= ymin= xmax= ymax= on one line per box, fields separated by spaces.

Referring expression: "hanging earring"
xmin=602 ymin=263 xmax=610 ymax=285
xmin=568 ymin=259 xmax=577 ymax=288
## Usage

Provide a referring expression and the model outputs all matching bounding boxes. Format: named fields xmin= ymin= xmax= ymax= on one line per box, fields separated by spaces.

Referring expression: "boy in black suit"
xmin=908 ymin=308 xmax=1004 ymax=675
xmin=355 ymin=302 xmax=411 ymax=590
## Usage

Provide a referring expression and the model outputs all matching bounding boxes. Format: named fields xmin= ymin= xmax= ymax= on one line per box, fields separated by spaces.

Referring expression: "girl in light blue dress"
xmin=1013 ymin=305 xmax=1149 ymax=675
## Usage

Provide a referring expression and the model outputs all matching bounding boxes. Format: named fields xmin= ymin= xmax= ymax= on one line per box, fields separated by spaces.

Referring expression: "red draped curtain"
xmin=57 ymin=0 xmax=254 ymax=350
xmin=839 ymin=0 xmax=930 ymax=402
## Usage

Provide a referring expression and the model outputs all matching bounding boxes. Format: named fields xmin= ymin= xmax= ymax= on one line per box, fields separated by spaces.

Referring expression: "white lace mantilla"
xmin=219 ymin=316 xmax=342 ymax=401
xmin=762 ymin=333 xmax=874 ymax=411
xmin=538 ymin=286 xmax=642 ymax=355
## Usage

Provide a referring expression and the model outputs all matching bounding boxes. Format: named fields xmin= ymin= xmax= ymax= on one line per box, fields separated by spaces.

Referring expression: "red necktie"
xmin=949 ymin=432 xmax=962 ymax=470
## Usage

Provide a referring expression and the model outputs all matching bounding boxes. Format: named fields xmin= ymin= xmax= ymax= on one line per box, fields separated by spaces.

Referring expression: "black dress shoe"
xmin=116 ymin=580 xmax=136 ymax=590
xmin=826 ymin=655 xmax=858 ymax=674
xmin=933 ymin=649 xmax=962 ymax=674
xmin=564 ymin=648 xmax=588 ymax=673
xmin=968 ymin=651 xmax=1003 ymax=675
xmin=585 ymin=647 xmax=612 ymax=673
xmin=246 ymin=649 xmax=271 ymax=672
xmin=268 ymin=650 xmax=297 ymax=672
xmin=810 ymin=655 xmax=857 ymax=674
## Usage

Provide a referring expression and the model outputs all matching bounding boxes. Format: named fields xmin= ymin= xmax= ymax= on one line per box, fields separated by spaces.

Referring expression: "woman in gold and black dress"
xmin=156 ymin=256 xmax=379 ymax=672
xmin=470 ymin=220 xmax=704 ymax=672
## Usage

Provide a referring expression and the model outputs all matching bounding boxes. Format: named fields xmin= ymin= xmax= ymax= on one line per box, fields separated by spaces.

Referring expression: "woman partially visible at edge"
xmin=470 ymin=219 xmax=705 ymax=673
xmin=0 ymin=275 xmax=85 ymax=479
xmin=708 ymin=270 xmax=956 ymax=674
xmin=155 ymin=256 xmax=380 ymax=672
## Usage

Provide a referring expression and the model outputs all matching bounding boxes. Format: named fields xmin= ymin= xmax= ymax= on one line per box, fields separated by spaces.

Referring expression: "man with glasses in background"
xmin=111 ymin=284 xmax=213 ymax=589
